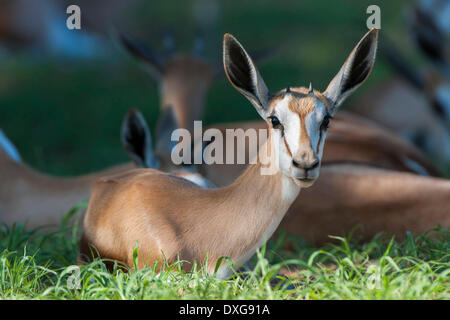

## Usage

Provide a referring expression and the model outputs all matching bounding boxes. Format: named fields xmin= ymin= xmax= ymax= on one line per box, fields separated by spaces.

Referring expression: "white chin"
xmin=293 ymin=178 xmax=316 ymax=188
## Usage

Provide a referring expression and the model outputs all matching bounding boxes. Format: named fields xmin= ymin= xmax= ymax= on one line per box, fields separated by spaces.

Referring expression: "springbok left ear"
xmin=121 ymin=109 xmax=159 ymax=169
xmin=324 ymin=28 xmax=379 ymax=114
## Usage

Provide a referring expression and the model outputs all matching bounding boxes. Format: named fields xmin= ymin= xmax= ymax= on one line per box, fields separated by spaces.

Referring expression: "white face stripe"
xmin=274 ymin=95 xmax=300 ymax=156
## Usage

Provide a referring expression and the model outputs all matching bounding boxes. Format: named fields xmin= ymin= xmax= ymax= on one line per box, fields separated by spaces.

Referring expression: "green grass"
xmin=0 ymin=207 xmax=448 ymax=300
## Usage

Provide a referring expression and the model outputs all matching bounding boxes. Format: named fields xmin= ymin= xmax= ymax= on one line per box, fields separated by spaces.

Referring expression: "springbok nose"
xmin=292 ymin=158 xmax=319 ymax=171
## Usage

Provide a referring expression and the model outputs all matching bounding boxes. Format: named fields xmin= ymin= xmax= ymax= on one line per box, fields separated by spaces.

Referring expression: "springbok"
xmin=0 ymin=97 xmax=216 ymax=230
xmin=280 ymin=163 xmax=450 ymax=245
xmin=122 ymin=27 xmax=449 ymax=245
xmin=0 ymin=128 xmax=135 ymax=229
xmin=79 ymin=29 xmax=379 ymax=276
xmin=118 ymin=100 xmax=449 ymax=246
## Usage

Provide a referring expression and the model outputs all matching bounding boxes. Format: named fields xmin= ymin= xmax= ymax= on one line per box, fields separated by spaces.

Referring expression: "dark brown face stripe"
xmin=299 ymin=116 xmax=312 ymax=149
xmin=283 ymin=136 xmax=293 ymax=157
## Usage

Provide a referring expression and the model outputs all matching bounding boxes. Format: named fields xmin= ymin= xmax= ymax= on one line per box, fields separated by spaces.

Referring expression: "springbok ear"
xmin=121 ymin=109 xmax=159 ymax=169
xmin=223 ymin=33 xmax=271 ymax=118
xmin=119 ymin=34 xmax=165 ymax=82
xmin=155 ymin=107 xmax=179 ymax=157
xmin=324 ymin=28 xmax=379 ymax=114
xmin=214 ymin=46 xmax=277 ymax=80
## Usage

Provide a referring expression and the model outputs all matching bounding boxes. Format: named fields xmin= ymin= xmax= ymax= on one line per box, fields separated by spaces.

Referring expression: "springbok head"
xmin=223 ymin=29 xmax=378 ymax=187
xmin=119 ymin=33 xmax=216 ymax=134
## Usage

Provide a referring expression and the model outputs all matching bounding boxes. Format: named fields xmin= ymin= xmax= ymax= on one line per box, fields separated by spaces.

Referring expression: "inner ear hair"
xmin=121 ymin=108 xmax=153 ymax=168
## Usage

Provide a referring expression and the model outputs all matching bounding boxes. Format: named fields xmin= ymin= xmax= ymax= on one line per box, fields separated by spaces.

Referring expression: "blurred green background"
xmin=0 ymin=0 xmax=426 ymax=176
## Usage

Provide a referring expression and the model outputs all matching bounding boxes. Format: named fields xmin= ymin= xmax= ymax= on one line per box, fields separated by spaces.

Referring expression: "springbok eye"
xmin=320 ymin=115 xmax=331 ymax=130
xmin=269 ymin=116 xmax=283 ymax=129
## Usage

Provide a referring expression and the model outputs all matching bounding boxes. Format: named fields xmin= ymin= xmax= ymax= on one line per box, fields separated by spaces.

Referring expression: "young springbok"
xmin=79 ymin=29 xmax=379 ymax=276
xmin=122 ymin=28 xmax=447 ymax=245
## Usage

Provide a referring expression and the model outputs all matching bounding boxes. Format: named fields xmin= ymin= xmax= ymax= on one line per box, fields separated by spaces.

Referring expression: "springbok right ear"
xmin=119 ymin=34 xmax=165 ymax=82
xmin=121 ymin=109 xmax=159 ymax=169
xmin=223 ymin=33 xmax=271 ymax=118
xmin=324 ymin=28 xmax=379 ymax=114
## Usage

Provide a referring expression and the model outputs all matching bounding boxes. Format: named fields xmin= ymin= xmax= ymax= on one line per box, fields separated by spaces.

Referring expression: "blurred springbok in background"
xmin=121 ymin=28 xmax=449 ymax=245
xmin=408 ymin=0 xmax=450 ymax=77
xmin=121 ymin=108 xmax=214 ymax=189
xmin=0 ymin=129 xmax=133 ymax=229
xmin=79 ymin=30 xmax=379 ymax=275
xmin=0 ymin=101 xmax=219 ymax=230
xmin=350 ymin=38 xmax=450 ymax=164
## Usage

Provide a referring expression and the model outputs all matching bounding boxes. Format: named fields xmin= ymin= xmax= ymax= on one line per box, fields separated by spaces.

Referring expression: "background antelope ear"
xmin=223 ymin=33 xmax=271 ymax=118
xmin=408 ymin=5 xmax=447 ymax=67
xmin=121 ymin=109 xmax=159 ymax=169
xmin=119 ymin=33 xmax=165 ymax=82
xmin=324 ymin=28 xmax=379 ymax=114
xmin=155 ymin=107 xmax=179 ymax=158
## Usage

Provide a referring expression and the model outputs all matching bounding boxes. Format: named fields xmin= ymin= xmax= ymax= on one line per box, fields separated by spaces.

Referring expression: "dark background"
xmin=0 ymin=0 xmax=428 ymax=176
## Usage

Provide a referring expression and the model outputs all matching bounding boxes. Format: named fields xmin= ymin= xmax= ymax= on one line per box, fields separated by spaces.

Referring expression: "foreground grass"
xmin=0 ymin=210 xmax=448 ymax=300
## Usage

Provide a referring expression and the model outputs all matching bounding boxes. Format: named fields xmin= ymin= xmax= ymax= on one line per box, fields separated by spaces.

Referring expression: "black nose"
xmin=292 ymin=158 xmax=319 ymax=171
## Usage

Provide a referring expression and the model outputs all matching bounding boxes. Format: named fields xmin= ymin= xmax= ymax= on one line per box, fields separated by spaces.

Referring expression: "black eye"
xmin=321 ymin=115 xmax=331 ymax=130
xmin=269 ymin=116 xmax=283 ymax=129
